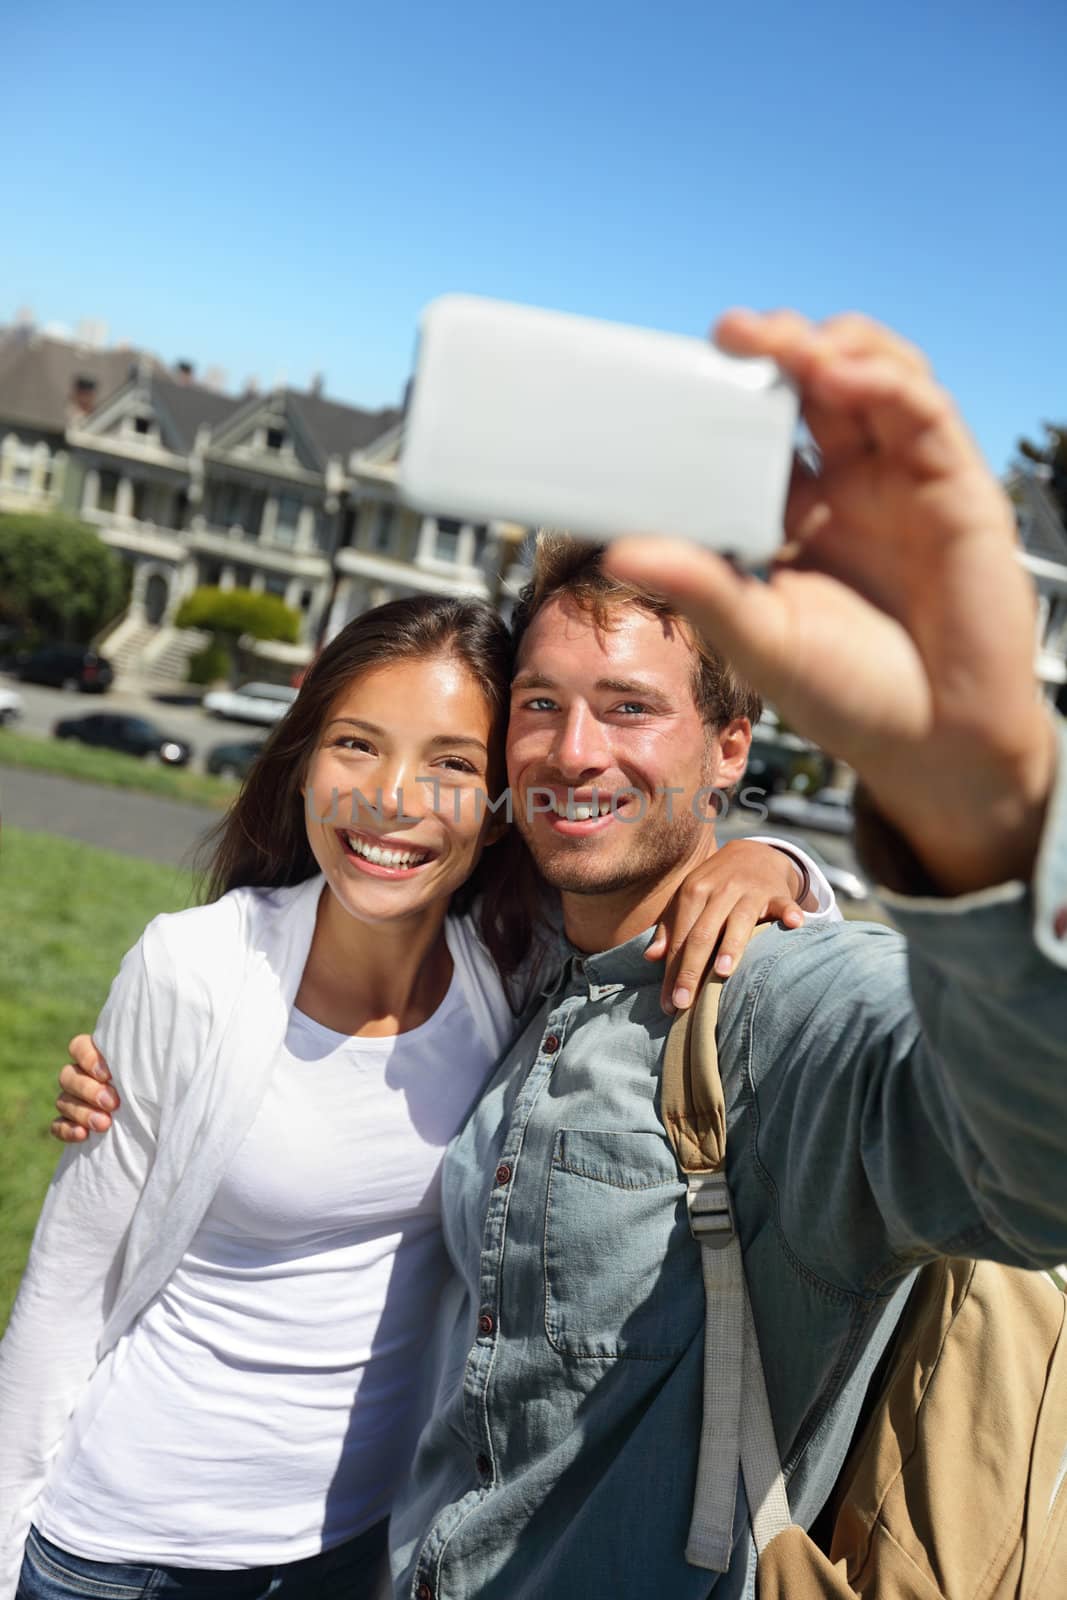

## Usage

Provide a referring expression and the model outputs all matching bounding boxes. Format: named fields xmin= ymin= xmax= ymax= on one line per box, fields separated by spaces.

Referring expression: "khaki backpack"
xmin=661 ymin=962 xmax=1067 ymax=1598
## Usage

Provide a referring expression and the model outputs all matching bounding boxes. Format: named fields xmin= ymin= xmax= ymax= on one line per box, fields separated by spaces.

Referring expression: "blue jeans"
xmin=17 ymin=1524 xmax=390 ymax=1600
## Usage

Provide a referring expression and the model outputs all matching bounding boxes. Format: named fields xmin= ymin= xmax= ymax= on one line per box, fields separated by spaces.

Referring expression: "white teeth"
xmin=549 ymin=796 xmax=617 ymax=818
xmin=344 ymin=833 xmax=427 ymax=868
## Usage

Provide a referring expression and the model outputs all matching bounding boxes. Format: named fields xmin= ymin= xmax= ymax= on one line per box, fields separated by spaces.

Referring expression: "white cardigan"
xmin=0 ymin=875 xmax=514 ymax=1600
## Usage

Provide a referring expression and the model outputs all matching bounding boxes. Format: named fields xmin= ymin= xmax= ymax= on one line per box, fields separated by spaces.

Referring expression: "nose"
xmin=352 ymin=757 xmax=426 ymax=826
xmin=551 ymin=702 xmax=611 ymax=782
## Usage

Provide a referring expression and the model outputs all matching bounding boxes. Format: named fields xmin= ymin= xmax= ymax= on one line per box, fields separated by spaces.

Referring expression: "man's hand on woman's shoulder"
xmin=51 ymin=1035 xmax=119 ymax=1143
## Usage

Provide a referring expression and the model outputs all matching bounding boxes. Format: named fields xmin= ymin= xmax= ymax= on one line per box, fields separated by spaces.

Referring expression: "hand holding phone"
xmin=398 ymin=295 xmax=798 ymax=565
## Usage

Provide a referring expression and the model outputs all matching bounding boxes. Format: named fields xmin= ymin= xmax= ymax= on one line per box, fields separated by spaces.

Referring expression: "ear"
xmin=709 ymin=717 xmax=752 ymax=789
xmin=481 ymin=812 xmax=510 ymax=849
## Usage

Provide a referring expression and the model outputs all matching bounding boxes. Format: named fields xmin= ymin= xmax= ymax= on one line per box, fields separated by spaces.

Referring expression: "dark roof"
xmin=0 ymin=329 xmax=159 ymax=434
xmin=0 ymin=326 xmax=401 ymax=466
xmin=149 ymin=375 xmax=242 ymax=452
xmin=1014 ymin=474 xmax=1067 ymax=565
xmin=285 ymin=389 xmax=401 ymax=465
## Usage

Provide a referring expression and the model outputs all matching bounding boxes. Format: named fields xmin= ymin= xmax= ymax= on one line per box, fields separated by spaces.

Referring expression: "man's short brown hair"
xmin=510 ymin=531 xmax=762 ymax=730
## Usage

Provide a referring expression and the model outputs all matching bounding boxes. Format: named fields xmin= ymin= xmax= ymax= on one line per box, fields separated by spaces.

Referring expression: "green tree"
xmin=0 ymin=513 xmax=128 ymax=643
xmin=1016 ymin=423 xmax=1067 ymax=524
xmin=174 ymin=585 xmax=301 ymax=683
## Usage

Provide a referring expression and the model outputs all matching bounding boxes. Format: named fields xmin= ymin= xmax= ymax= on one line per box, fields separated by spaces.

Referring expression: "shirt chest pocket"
xmin=543 ymin=1128 xmax=700 ymax=1361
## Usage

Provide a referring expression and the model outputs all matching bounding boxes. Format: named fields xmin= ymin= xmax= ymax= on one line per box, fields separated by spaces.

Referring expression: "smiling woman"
xmin=0 ymin=595 xmax=529 ymax=1600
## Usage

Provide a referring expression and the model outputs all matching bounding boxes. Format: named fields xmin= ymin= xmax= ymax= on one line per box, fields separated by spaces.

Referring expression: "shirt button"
xmin=476 ymin=1452 xmax=492 ymax=1478
xmin=543 ymin=1033 xmax=561 ymax=1054
xmin=416 ymin=1585 xmax=433 ymax=1600
xmin=1054 ymin=905 xmax=1067 ymax=940
xmin=478 ymin=1311 xmax=496 ymax=1336
xmin=495 ymin=1162 xmax=512 ymax=1186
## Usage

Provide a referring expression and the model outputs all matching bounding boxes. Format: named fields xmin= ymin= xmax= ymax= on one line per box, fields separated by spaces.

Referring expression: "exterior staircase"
xmin=141 ymin=625 xmax=212 ymax=684
xmin=97 ymin=616 xmax=158 ymax=678
xmin=97 ymin=614 xmax=211 ymax=687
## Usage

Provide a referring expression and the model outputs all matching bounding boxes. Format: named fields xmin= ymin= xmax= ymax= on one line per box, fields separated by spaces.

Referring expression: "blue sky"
xmin=2 ymin=0 xmax=1063 ymax=470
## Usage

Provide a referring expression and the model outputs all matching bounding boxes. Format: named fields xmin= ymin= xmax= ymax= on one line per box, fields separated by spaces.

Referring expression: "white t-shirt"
xmin=36 ymin=971 xmax=496 ymax=1568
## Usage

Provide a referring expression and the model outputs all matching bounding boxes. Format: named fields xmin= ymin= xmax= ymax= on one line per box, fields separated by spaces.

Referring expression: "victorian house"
xmin=0 ymin=322 xmax=531 ymax=680
xmin=0 ymin=325 xmax=153 ymax=518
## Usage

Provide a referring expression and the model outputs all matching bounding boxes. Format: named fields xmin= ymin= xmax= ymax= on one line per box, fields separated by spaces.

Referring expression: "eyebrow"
xmin=325 ymin=717 xmax=488 ymax=754
xmin=511 ymin=672 xmax=672 ymax=705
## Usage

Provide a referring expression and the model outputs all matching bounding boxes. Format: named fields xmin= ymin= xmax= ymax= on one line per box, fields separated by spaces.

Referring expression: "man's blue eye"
xmin=525 ymin=698 xmax=557 ymax=711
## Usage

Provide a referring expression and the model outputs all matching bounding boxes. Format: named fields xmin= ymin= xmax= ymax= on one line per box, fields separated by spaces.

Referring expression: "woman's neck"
xmin=295 ymin=888 xmax=453 ymax=1038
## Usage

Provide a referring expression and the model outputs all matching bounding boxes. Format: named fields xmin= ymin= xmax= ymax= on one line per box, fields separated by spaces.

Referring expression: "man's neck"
xmin=560 ymin=838 xmax=717 ymax=955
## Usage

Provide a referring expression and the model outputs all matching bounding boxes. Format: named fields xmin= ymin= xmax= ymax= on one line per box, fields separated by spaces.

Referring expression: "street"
xmin=1 ymin=673 xmax=273 ymax=775
xmin=0 ymin=765 xmax=216 ymax=867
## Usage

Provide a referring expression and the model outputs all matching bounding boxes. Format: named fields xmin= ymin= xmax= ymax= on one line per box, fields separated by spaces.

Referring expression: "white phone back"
xmin=398 ymin=295 xmax=798 ymax=564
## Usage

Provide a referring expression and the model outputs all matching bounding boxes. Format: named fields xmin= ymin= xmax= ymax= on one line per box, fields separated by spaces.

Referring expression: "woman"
xmin=0 ymin=595 xmax=832 ymax=1600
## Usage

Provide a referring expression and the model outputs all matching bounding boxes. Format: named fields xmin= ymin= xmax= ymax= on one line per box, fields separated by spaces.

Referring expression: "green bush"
xmin=0 ymin=513 xmax=127 ymax=643
xmin=175 ymin=586 xmax=301 ymax=644
xmin=186 ymin=640 xmax=232 ymax=685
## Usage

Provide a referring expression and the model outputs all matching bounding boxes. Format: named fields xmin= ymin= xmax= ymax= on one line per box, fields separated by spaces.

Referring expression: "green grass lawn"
xmin=0 ymin=828 xmax=194 ymax=1327
xmin=0 ymin=727 xmax=235 ymax=808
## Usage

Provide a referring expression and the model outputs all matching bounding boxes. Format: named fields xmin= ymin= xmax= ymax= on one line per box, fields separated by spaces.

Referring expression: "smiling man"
xmin=386 ymin=311 xmax=1067 ymax=1599
xmin=508 ymin=558 xmax=758 ymax=926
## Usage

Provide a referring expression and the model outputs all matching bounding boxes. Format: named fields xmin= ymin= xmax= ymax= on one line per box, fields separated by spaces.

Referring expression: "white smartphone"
xmin=397 ymin=295 xmax=798 ymax=565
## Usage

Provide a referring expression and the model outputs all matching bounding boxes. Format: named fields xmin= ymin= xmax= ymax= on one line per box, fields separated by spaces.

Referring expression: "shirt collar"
xmin=541 ymin=925 xmax=663 ymax=1000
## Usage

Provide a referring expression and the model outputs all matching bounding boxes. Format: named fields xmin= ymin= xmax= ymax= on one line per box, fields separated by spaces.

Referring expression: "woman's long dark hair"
xmin=197 ymin=594 xmax=547 ymax=1007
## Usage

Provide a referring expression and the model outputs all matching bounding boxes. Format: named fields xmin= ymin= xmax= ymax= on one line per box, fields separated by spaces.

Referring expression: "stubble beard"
xmin=516 ymin=797 xmax=709 ymax=898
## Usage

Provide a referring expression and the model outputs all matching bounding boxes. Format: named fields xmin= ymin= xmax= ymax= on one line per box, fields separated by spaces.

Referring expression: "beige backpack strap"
xmin=662 ymin=949 xmax=792 ymax=1573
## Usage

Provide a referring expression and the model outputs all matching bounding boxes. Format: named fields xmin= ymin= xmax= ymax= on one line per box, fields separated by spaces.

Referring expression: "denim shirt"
xmin=391 ymin=720 xmax=1067 ymax=1600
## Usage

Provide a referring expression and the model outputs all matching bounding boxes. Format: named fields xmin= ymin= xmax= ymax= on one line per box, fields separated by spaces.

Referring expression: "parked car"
xmin=202 ymin=681 xmax=299 ymax=725
xmin=765 ymin=786 xmax=855 ymax=836
xmin=744 ymin=736 xmax=833 ymax=798
xmin=53 ymin=713 xmax=192 ymax=766
xmin=19 ymin=644 xmax=114 ymax=693
xmin=206 ymin=738 xmax=266 ymax=780
xmin=0 ymin=685 xmax=24 ymax=726
xmin=0 ymin=625 xmax=32 ymax=673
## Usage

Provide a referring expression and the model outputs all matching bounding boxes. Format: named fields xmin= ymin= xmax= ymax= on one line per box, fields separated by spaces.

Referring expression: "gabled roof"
xmin=0 ymin=326 xmax=402 ymax=470
xmin=148 ymin=375 xmax=242 ymax=452
xmin=206 ymin=385 xmax=400 ymax=473
xmin=0 ymin=328 xmax=161 ymax=434
xmin=68 ymin=368 xmax=242 ymax=457
xmin=286 ymin=390 xmax=400 ymax=465
xmin=204 ymin=387 xmax=322 ymax=471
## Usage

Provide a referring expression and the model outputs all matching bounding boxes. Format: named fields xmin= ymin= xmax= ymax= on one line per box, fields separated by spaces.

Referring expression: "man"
xmin=387 ymin=310 xmax=1066 ymax=1599
xmin=55 ymin=310 xmax=1067 ymax=1597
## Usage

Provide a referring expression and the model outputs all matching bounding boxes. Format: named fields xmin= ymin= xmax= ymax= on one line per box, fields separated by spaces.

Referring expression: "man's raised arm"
xmin=606 ymin=309 xmax=1059 ymax=908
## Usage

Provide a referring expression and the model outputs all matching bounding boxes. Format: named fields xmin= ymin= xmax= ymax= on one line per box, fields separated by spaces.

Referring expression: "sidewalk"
xmin=0 ymin=765 xmax=214 ymax=868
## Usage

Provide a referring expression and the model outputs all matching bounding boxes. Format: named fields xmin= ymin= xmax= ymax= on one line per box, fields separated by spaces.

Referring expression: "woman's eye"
xmin=333 ymin=736 xmax=375 ymax=753
xmin=437 ymin=756 xmax=477 ymax=774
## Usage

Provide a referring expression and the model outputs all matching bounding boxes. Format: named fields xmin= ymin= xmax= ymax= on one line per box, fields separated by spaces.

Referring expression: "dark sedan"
xmin=53 ymin=713 xmax=192 ymax=766
xmin=19 ymin=644 xmax=114 ymax=692
xmin=206 ymin=738 xmax=266 ymax=780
